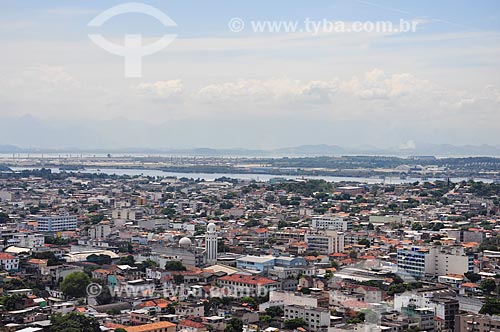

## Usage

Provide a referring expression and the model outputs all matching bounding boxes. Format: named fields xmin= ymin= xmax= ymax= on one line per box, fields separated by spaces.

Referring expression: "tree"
xmin=60 ymin=272 xmax=91 ymax=298
xmin=50 ymin=312 xmax=100 ymax=332
xmin=464 ymin=272 xmax=482 ymax=283
xmin=284 ymin=318 xmax=306 ymax=329
xmin=431 ymin=222 xmax=444 ymax=231
xmin=138 ymin=259 xmax=158 ymax=272
xmin=481 ymin=279 xmax=496 ymax=294
xmin=480 ymin=297 xmax=500 ymax=315
xmin=264 ymin=194 xmax=275 ymax=203
xmin=31 ymin=251 xmax=62 ymax=266
xmin=387 ymin=283 xmax=407 ymax=295
xmin=479 ymin=237 xmax=500 ymax=251
xmin=347 ymin=312 xmax=365 ymax=324
xmin=358 ymin=238 xmax=371 ymax=247
xmin=412 ymin=223 xmax=423 ymax=231
xmin=117 ymin=255 xmax=135 ymax=266
xmin=225 ymin=318 xmax=243 ymax=332
xmin=245 ymin=219 xmax=261 ymax=227
xmin=0 ymin=212 xmax=10 ymax=223
xmin=0 ymin=294 xmax=26 ymax=310
xmin=165 ymin=260 xmax=186 ymax=271
xmin=265 ymin=306 xmax=284 ymax=317
xmin=173 ymin=274 xmax=184 ymax=284
xmin=96 ymin=285 xmax=112 ymax=305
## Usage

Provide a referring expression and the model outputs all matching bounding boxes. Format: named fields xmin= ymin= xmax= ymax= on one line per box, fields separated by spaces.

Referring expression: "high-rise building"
xmin=394 ymin=286 xmax=459 ymax=331
xmin=456 ymin=314 xmax=500 ymax=332
xmin=304 ymin=230 xmax=344 ymax=254
xmin=36 ymin=215 xmax=78 ymax=232
xmin=311 ymin=216 xmax=352 ymax=231
xmin=205 ymin=222 xmax=218 ymax=265
xmin=397 ymin=246 xmax=474 ymax=279
xmin=283 ymin=304 xmax=330 ymax=331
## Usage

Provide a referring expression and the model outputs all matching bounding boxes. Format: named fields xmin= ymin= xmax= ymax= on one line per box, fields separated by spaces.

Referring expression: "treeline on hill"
xmin=274 ymin=179 xmax=335 ymax=196
xmin=263 ymin=156 xmax=500 ymax=170
xmin=0 ymin=168 xmax=150 ymax=181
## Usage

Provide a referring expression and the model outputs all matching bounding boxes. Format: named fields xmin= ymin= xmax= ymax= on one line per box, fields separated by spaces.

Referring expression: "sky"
xmin=1 ymin=0 xmax=500 ymax=150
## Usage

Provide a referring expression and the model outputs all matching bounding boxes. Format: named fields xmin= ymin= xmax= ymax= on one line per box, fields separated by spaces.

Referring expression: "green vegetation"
xmin=225 ymin=318 xmax=243 ymax=332
xmin=265 ymin=306 xmax=284 ymax=317
xmin=464 ymin=272 xmax=481 ymax=283
xmin=276 ymin=179 xmax=334 ymax=196
xmin=45 ymin=236 xmax=73 ymax=245
xmin=387 ymin=282 xmax=423 ymax=295
xmin=479 ymin=297 xmax=500 ymax=315
xmin=284 ymin=318 xmax=307 ymax=329
xmin=96 ymin=285 xmax=113 ymax=305
xmin=480 ymin=279 xmax=497 ymax=294
xmin=165 ymin=260 xmax=186 ymax=271
xmin=358 ymin=238 xmax=371 ymax=247
xmin=117 ymin=255 xmax=135 ymax=266
xmin=347 ymin=312 xmax=366 ymax=324
xmin=60 ymin=271 xmax=91 ymax=298
xmin=137 ymin=259 xmax=158 ymax=272
xmin=0 ymin=294 xmax=27 ymax=310
xmin=479 ymin=237 xmax=500 ymax=251
xmin=0 ymin=212 xmax=10 ymax=223
xmin=32 ymin=251 xmax=63 ymax=266
xmin=50 ymin=312 xmax=101 ymax=332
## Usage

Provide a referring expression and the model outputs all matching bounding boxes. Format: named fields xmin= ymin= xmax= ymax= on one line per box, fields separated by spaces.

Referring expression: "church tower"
xmin=205 ymin=222 xmax=218 ymax=265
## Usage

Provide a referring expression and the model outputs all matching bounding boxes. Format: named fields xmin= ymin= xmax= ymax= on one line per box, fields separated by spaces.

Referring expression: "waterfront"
xmin=8 ymin=166 xmax=494 ymax=184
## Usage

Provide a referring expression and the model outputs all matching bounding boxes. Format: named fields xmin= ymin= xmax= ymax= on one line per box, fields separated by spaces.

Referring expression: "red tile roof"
xmin=0 ymin=253 xmax=15 ymax=260
xmin=125 ymin=321 xmax=176 ymax=332
xmin=218 ymin=273 xmax=278 ymax=286
xmin=179 ymin=319 xmax=205 ymax=329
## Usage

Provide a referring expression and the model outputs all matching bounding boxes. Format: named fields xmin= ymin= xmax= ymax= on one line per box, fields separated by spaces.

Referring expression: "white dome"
xmin=179 ymin=237 xmax=192 ymax=247
xmin=207 ymin=223 xmax=216 ymax=232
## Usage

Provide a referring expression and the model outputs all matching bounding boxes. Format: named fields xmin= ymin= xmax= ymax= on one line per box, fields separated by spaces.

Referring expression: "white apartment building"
xmin=89 ymin=223 xmax=111 ymax=239
xmin=397 ymin=246 xmax=474 ymax=279
xmin=311 ymin=216 xmax=352 ymax=231
xmin=304 ymin=230 xmax=344 ymax=254
xmin=265 ymin=290 xmax=321 ymax=309
xmin=0 ymin=253 xmax=19 ymax=271
xmin=112 ymin=208 xmax=143 ymax=220
xmin=284 ymin=304 xmax=330 ymax=331
xmin=425 ymin=246 xmax=474 ymax=276
xmin=36 ymin=215 xmax=78 ymax=232
xmin=9 ymin=233 xmax=45 ymax=248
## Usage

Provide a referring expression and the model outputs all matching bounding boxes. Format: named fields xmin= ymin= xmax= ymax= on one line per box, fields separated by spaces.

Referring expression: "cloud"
xmin=399 ymin=140 xmax=416 ymax=150
xmin=196 ymin=78 xmax=339 ymax=104
xmin=192 ymin=69 xmax=442 ymax=108
xmin=136 ymin=80 xmax=184 ymax=99
xmin=8 ymin=65 xmax=80 ymax=92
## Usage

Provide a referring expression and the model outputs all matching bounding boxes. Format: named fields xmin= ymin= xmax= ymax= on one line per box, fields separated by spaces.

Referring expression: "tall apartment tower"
xmin=205 ymin=223 xmax=218 ymax=265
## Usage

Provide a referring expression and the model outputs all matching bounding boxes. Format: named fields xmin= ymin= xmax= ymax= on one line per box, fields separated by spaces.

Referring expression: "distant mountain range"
xmin=2 ymin=143 xmax=500 ymax=157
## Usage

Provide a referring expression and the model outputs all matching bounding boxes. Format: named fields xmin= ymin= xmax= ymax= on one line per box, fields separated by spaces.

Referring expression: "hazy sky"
xmin=1 ymin=0 xmax=500 ymax=149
